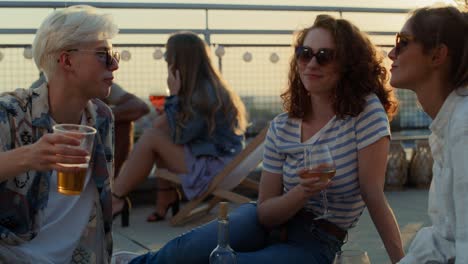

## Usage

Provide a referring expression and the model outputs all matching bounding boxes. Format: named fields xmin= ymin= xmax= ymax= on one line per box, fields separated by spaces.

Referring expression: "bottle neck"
xmin=217 ymin=219 xmax=229 ymax=247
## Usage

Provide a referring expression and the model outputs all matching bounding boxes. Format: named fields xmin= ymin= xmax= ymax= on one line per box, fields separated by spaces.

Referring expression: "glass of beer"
xmin=301 ymin=144 xmax=336 ymax=219
xmin=52 ymin=124 xmax=96 ymax=195
xmin=333 ymin=250 xmax=371 ymax=264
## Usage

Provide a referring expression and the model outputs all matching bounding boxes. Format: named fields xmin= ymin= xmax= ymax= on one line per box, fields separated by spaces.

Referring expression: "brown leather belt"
xmin=296 ymin=210 xmax=347 ymax=242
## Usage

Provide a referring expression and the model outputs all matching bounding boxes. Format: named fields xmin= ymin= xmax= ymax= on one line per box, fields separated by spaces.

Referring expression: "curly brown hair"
xmin=281 ymin=14 xmax=398 ymax=120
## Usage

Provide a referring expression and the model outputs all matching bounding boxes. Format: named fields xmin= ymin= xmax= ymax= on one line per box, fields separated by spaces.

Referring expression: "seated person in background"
xmin=388 ymin=5 xmax=468 ymax=264
xmin=111 ymin=31 xmax=248 ymax=222
xmin=125 ymin=14 xmax=403 ymax=264
xmin=102 ymin=83 xmax=150 ymax=176
xmin=0 ymin=5 xmax=118 ymax=263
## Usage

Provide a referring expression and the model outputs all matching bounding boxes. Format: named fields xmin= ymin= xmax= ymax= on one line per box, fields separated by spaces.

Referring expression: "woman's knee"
xmin=229 ymin=203 xmax=259 ymax=223
xmin=228 ymin=203 xmax=267 ymax=250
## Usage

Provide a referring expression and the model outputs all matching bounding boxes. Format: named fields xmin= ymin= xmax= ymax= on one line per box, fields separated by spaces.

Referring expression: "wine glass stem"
xmin=322 ymin=190 xmax=328 ymax=215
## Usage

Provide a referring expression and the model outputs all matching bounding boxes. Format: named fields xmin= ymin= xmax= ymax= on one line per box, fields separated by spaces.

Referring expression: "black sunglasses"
xmin=295 ymin=46 xmax=335 ymax=66
xmin=394 ymin=33 xmax=415 ymax=56
xmin=67 ymin=49 xmax=120 ymax=68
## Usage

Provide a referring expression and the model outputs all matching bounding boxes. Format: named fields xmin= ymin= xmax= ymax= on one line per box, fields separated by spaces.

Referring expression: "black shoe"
xmin=112 ymin=194 xmax=132 ymax=227
xmin=146 ymin=199 xmax=180 ymax=222
xmin=146 ymin=187 xmax=181 ymax=222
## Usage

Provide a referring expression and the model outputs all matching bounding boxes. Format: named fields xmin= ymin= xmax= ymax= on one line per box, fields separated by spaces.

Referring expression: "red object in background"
xmin=149 ymin=94 xmax=166 ymax=113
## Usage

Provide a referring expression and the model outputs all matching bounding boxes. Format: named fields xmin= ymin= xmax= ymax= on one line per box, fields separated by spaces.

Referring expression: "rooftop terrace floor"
xmin=113 ymin=189 xmax=430 ymax=264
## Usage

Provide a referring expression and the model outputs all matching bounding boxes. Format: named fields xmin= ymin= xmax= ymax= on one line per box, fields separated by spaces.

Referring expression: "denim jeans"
xmin=129 ymin=203 xmax=343 ymax=264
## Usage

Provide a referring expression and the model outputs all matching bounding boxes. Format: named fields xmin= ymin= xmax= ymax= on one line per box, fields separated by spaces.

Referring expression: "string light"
xmin=153 ymin=48 xmax=163 ymax=60
xmin=243 ymin=51 xmax=252 ymax=62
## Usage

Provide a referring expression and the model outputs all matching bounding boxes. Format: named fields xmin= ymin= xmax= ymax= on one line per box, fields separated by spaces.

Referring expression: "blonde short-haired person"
xmin=0 ymin=5 xmax=119 ymax=263
xmin=388 ymin=5 xmax=468 ymax=264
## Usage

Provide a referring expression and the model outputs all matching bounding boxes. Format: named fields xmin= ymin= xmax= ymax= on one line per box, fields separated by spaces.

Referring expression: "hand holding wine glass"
xmin=301 ymin=144 xmax=336 ymax=220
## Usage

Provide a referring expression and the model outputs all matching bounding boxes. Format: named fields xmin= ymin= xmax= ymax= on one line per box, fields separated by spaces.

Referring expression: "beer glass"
xmin=301 ymin=144 xmax=336 ymax=219
xmin=53 ymin=124 xmax=96 ymax=195
xmin=333 ymin=250 xmax=371 ymax=264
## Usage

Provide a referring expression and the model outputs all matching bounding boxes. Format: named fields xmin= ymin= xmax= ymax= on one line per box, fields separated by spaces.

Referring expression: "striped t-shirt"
xmin=263 ymin=93 xmax=390 ymax=230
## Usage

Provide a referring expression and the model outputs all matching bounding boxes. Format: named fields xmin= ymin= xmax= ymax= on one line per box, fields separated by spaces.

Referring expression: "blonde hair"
xmin=32 ymin=5 xmax=119 ymax=80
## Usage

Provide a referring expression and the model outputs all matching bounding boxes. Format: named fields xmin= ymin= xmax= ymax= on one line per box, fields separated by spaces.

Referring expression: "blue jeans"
xmin=129 ymin=203 xmax=343 ymax=264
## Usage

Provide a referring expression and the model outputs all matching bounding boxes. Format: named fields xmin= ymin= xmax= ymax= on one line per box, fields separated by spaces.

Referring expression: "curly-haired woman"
xmin=124 ymin=15 xmax=404 ymax=264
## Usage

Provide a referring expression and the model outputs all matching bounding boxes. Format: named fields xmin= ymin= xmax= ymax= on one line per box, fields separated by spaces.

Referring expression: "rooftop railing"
xmin=0 ymin=2 xmax=431 ymax=132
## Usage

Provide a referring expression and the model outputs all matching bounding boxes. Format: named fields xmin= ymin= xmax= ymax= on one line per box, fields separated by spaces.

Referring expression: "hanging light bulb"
xmin=23 ymin=47 xmax=33 ymax=59
xmin=215 ymin=45 xmax=225 ymax=58
xmin=269 ymin=52 xmax=280 ymax=63
xmin=121 ymin=50 xmax=131 ymax=61
xmin=243 ymin=51 xmax=252 ymax=62
xmin=153 ymin=48 xmax=164 ymax=60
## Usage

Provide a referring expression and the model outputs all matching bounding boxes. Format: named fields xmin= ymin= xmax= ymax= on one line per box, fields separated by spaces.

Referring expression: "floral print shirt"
xmin=0 ymin=83 xmax=114 ymax=263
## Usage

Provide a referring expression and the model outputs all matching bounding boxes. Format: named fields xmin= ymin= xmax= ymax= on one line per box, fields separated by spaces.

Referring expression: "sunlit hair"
xmin=281 ymin=14 xmax=398 ymax=120
xmin=32 ymin=5 xmax=119 ymax=81
xmin=165 ymin=31 xmax=247 ymax=136
xmin=407 ymin=5 xmax=468 ymax=89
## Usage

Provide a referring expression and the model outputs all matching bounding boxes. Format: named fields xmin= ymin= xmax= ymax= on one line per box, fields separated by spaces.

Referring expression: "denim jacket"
xmin=164 ymin=87 xmax=243 ymax=157
xmin=0 ymin=83 xmax=114 ymax=263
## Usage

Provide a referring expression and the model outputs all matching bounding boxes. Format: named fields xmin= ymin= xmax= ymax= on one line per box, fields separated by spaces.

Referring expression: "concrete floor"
xmin=113 ymin=189 xmax=430 ymax=264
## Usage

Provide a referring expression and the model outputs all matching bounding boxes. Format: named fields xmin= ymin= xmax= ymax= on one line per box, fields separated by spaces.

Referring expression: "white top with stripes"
xmin=263 ymin=93 xmax=390 ymax=230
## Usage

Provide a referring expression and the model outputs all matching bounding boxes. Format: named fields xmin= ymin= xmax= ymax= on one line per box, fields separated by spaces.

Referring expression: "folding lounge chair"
xmin=156 ymin=126 xmax=268 ymax=226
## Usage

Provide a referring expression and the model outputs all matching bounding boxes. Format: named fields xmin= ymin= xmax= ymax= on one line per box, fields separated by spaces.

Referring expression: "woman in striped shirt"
xmin=125 ymin=14 xmax=403 ymax=264
xmin=256 ymin=14 xmax=404 ymax=264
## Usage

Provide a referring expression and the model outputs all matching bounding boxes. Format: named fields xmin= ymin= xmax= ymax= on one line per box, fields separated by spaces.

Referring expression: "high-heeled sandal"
xmin=146 ymin=187 xmax=181 ymax=222
xmin=112 ymin=192 xmax=132 ymax=227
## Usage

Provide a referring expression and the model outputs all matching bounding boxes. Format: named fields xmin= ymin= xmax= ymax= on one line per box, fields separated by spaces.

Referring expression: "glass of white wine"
xmin=332 ymin=250 xmax=371 ymax=264
xmin=301 ymin=144 xmax=336 ymax=220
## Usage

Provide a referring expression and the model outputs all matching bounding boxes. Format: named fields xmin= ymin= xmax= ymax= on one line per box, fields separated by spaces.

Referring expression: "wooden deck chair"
xmin=156 ymin=126 xmax=268 ymax=226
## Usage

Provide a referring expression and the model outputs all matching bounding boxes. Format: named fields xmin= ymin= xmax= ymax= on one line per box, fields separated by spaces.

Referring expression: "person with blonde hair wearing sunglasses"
xmin=388 ymin=5 xmax=468 ymax=264
xmin=0 ymin=5 xmax=119 ymax=263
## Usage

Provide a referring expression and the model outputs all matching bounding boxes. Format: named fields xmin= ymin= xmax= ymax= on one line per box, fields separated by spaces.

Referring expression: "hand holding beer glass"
xmin=301 ymin=144 xmax=336 ymax=219
xmin=53 ymin=124 xmax=96 ymax=195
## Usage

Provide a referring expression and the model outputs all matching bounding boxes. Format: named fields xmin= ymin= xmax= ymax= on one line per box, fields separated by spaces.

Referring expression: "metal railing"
xmin=0 ymin=2 xmax=409 ymax=45
xmin=0 ymin=2 xmax=431 ymax=132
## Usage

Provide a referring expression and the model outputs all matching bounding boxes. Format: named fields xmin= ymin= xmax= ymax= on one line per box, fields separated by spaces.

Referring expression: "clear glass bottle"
xmin=209 ymin=202 xmax=237 ymax=264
